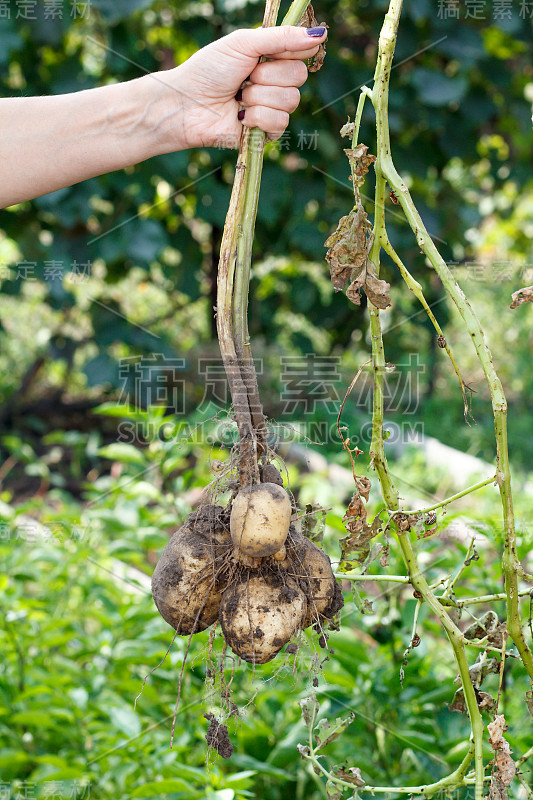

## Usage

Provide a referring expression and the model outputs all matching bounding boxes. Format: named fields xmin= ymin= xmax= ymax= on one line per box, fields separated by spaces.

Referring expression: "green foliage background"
xmin=0 ymin=0 xmax=532 ymax=798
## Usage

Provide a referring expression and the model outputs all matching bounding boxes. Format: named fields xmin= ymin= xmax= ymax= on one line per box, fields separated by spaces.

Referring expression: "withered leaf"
xmin=325 ymin=206 xmax=371 ymax=291
xmin=301 ymin=502 xmax=326 ymax=544
xmin=340 ymin=478 xmax=383 ymax=565
xmin=297 ymin=743 xmax=311 ymax=758
xmin=417 ymin=520 xmax=438 ymax=539
xmin=477 ymin=691 xmax=497 ymax=712
xmin=298 ymin=4 xmax=327 ymax=72
xmin=448 ymin=689 xmax=467 ymax=714
xmin=340 ymin=120 xmax=355 ymax=138
xmin=395 ymin=512 xmax=421 ymax=533
xmin=344 ymin=144 xmax=376 ymax=186
xmin=379 ymin=541 xmax=390 ymax=567
xmin=464 ymin=611 xmax=499 ymax=641
xmin=347 ymin=260 xmax=392 ymax=309
xmin=487 ymin=780 xmax=508 ymax=800
xmin=487 ymin=622 xmax=507 ymax=649
xmin=355 ymin=475 xmax=371 ymax=501
xmin=463 ymin=613 xmax=507 ymax=649
xmin=325 ymin=207 xmax=391 ymax=309
xmin=315 ymin=713 xmax=355 ymax=748
xmin=359 ymin=542 xmax=384 ymax=573
xmin=300 ymin=695 xmax=319 ymax=727
xmin=510 ymin=285 xmax=533 ymax=309
xmin=488 ymin=714 xmax=516 ymax=787
xmin=325 ymin=141 xmax=390 ymax=310
xmin=333 ymin=766 xmax=366 ymax=787
xmin=465 ymin=656 xmax=499 ymax=689
xmin=326 ymin=781 xmax=343 ymax=800
xmin=449 ymin=688 xmax=496 ymax=715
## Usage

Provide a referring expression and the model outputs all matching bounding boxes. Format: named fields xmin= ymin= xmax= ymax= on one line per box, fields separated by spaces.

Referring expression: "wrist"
xmin=136 ymin=67 xmax=192 ymax=156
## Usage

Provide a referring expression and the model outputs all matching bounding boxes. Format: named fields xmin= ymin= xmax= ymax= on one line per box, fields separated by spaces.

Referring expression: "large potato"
xmin=152 ymin=505 xmax=231 ymax=635
xmin=285 ymin=530 xmax=344 ymax=628
xmin=220 ymin=572 xmax=306 ymax=663
xmin=230 ymin=482 xmax=291 ymax=558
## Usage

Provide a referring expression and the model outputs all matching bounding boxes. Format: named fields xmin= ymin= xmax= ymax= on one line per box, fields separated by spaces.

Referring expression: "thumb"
xmin=229 ymin=25 xmax=327 ymax=58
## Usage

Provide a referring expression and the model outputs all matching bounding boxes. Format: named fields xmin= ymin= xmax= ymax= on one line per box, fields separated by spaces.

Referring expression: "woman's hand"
xmin=156 ymin=25 xmax=327 ymax=150
xmin=0 ymin=25 xmax=327 ymax=206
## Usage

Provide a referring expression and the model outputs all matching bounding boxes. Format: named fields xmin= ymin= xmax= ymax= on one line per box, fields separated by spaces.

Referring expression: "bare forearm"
xmin=0 ymin=73 xmax=182 ymax=207
xmin=0 ymin=26 xmax=327 ymax=208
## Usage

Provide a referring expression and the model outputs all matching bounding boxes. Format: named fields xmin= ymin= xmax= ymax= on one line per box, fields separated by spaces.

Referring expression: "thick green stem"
xmin=369 ymin=2 xmax=532 ymax=679
xmin=370 ymin=309 xmax=484 ymax=799
xmin=363 ymin=2 xmax=485 ymax=797
xmin=225 ymin=0 xmax=314 ymax=474
xmin=218 ymin=0 xmax=292 ymax=482
xmin=216 ymin=129 xmax=257 ymax=481
xmin=385 ymin=160 xmax=533 ymax=683
xmin=281 ymin=0 xmax=313 ymax=24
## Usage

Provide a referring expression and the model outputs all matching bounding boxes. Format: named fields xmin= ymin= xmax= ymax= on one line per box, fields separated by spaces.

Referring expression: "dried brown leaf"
xmin=347 ymin=260 xmax=392 ymax=309
xmin=488 ymin=714 xmax=516 ymax=787
xmin=325 ymin=207 xmax=390 ymax=309
xmin=333 ymin=766 xmax=366 ymax=787
xmin=487 ymin=780 xmax=508 ymax=800
xmin=463 ymin=612 xmax=507 ymax=649
xmin=464 ymin=611 xmax=499 ymax=641
xmin=355 ymin=475 xmax=371 ymax=501
xmin=379 ymin=542 xmax=390 ymax=567
xmin=340 ymin=121 xmax=355 ymax=138
xmin=325 ymin=141 xmax=390 ymax=309
xmin=298 ymin=4 xmax=327 ymax=72
xmin=494 ymin=750 xmax=516 ymax=786
xmin=344 ymin=144 xmax=376 ymax=186
xmin=477 ymin=691 xmax=497 ymax=712
xmin=325 ymin=207 xmax=372 ymax=291
xmin=340 ymin=478 xmax=382 ymax=564
xmin=448 ymin=689 xmax=467 ymax=714
xmin=510 ymin=285 xmax=533 ymax=309
xmin=466 ymin=656 xmax=499 ymax=689
xmin=395 ymin=512 xmax=421 ymax=532
xmin=450 ymin=687 xmax=496 ymax=715
xmin=487 ymin=622 xmax=507 ymax=649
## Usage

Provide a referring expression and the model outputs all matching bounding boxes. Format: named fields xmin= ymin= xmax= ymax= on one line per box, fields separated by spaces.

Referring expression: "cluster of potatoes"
xmin=151 ymin=470 xmax=343 ymax=664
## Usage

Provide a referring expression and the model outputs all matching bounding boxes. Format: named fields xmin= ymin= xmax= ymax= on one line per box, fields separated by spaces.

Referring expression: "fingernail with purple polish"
xmin=238 ymin=109 xmax=245 ymax=121
xmin=235 ymin=89 xmax=243 ymax=101
xmin=306 ymin=26 xmax=326 ymax=37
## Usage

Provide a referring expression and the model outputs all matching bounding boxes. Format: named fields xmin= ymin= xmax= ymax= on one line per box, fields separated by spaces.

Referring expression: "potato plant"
xmin=147 ymin=0 xmax=533 ymax=791
xmin=291 ymin=1 xmax=533 ymax=799
xmin=148 ymin=2 xmax=343 ymax=757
